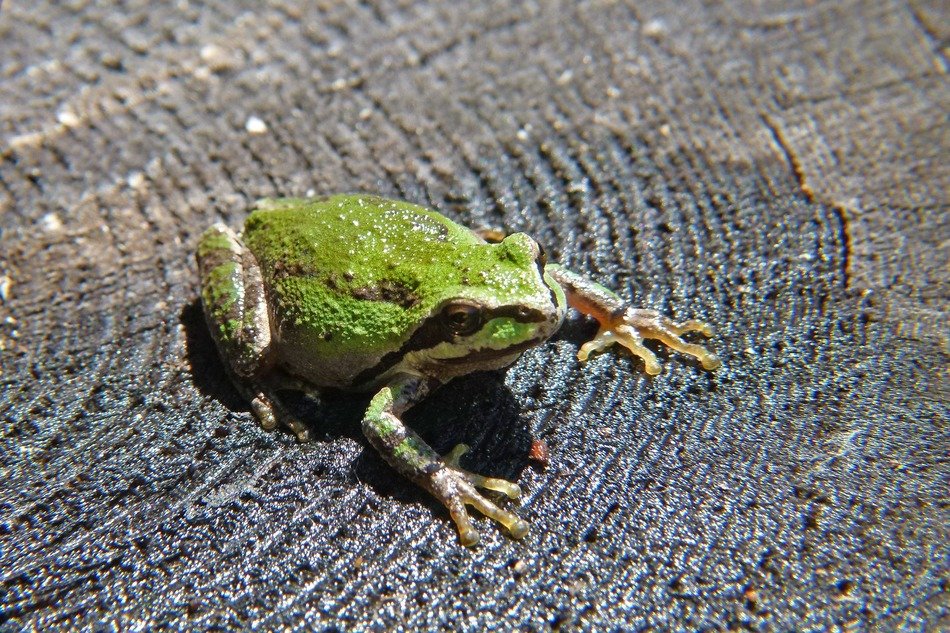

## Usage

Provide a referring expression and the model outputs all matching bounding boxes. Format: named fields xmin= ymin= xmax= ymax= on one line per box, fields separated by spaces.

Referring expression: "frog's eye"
xmin=441 ymin=301 xmax=483 ymax=336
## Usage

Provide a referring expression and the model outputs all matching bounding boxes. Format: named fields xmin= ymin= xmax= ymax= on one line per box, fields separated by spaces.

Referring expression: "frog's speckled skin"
xmin=242 ymin=196 xmax=564 ymax=388
xmin=196 ymin=194 xmax=720 ymax=546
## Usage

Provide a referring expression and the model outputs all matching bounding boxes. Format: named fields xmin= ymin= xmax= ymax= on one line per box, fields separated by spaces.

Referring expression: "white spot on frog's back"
xmin=382 ymin=207 xmax=448 ymax=242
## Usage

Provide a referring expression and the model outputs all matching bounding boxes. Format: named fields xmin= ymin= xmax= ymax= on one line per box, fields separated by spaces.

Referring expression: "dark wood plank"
xmin=1 ymin=1 xmax=945 ymax=630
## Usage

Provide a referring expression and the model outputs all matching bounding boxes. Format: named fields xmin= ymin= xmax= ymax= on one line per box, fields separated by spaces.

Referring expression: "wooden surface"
xmin=1 ymin=1 xmax=946 ymax=630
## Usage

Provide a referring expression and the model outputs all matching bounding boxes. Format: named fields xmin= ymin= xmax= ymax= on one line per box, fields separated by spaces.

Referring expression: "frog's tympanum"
xmin=197 ymin=195 xmax=720 ymax=546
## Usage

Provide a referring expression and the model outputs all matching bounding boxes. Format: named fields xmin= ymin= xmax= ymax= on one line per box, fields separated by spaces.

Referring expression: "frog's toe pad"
xmin=251 ymin=396 xmax=279 ymax=430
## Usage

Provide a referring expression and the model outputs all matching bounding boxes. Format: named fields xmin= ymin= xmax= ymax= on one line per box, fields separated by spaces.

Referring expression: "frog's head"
xmin=407 ymin=233 xmax=567 ymax=379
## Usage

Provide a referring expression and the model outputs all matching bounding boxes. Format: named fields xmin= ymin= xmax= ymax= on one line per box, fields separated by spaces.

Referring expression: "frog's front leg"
xmin=546 ymin=264 xmax=721 ymax=375
xmin=361 ymin=379 xmax=528 ymax=546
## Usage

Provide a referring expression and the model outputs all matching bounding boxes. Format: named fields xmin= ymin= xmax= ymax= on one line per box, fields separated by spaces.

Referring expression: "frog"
xmin=196 ymin=194 xmax=721 ymax=546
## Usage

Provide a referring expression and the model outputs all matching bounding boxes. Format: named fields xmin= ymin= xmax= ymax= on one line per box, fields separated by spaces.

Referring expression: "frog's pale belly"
xmin=274 ymin=336 xmax=389 ymax=389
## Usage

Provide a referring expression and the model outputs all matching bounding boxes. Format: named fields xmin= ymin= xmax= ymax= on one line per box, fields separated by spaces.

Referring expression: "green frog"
xmin=196 ymin=194 xmax=720 ymax=546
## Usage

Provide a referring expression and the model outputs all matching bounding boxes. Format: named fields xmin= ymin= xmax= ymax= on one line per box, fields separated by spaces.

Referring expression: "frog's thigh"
xmin=199 ymin=225 xmax=311 ymax=439
xmin=196 ymin=223 xmax=272 ymax=377
xmin=361 ymin=387 xmax=528 ymax=546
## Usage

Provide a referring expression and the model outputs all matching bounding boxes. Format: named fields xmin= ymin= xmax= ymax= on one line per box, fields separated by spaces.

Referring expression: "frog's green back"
xmin=242 ymin=195 xmax=547 ymax=386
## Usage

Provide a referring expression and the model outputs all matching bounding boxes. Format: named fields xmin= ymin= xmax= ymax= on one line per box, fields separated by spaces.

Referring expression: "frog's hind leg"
xmin=211 ymin=368 xmax=315 ymax=442
xmin=198 ymin=225 xmax=314 ymax=442
xmin=248 ymin=387 xmax=313 ymax=442
xmin=196 ymin=223 xmax=272 ymax=378
xmin=254 ymin=370 xmax=350 ymax=443
xmin=361 ymin=383 xmax=528 ymax=546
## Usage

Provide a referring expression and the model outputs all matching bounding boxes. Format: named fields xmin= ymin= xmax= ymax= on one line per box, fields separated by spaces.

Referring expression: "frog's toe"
xmin=579 ymin=327 xmax=662 ymax=375
xmin=278 ymin=412 xmax=313 ymax=442
xmin=435 ymin=470 xmax=529 ymax=546
xmin=460 ymin=489 xmax=529 ymax=540
xmin=250 ymin=390 xmax=313 ymax=441
xmin=583 ymin=308 xmax=721 ymax=373
xmin=292 ymin=425 xmax=313 ymax=442
xmin=432 ymin=447 xmax=529 ymax=545
xmin=446 ymin=497 xmax=480 ymax=547
xmin=250 ymin=395 xmax=280 ymax=430
xmin=444 ymin=444 xmax=522 ymax=499
xmin=624 ymin=309 xmax=721 ymax=371
xmin=670 ymin=318 xmax=716 ymax=338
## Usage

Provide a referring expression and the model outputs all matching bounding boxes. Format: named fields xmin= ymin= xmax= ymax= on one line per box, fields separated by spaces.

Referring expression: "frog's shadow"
xmin=180 ymin=299 xmax=532 ymax=500
xmin=345 ymin=372 xmax=530 ymax=503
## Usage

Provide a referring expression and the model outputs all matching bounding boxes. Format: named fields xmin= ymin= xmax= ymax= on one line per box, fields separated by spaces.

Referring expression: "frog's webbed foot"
xmin=362 ymin=386 xmax=528 ymax=546
xmin=578 ymin=308 xmax=721 ymax=375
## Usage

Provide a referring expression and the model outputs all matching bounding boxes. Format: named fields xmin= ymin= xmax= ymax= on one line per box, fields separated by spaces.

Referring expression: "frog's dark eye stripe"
xmin=536 ymin=242 xmax=548 ymax=268
xmin=533 ymin=242 xmax=554 ymax=305
xmin=489 ymin=304 xmax=546 ymax=323
xmin=351 ymin=300 xmax=486 ymax=387
xmin=351 ymin=300 xmax=547 ymax=388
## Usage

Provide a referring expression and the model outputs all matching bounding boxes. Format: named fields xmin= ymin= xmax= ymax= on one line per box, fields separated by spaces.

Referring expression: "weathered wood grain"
xmin=1 ymin=1 xmax=946 ymax=630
